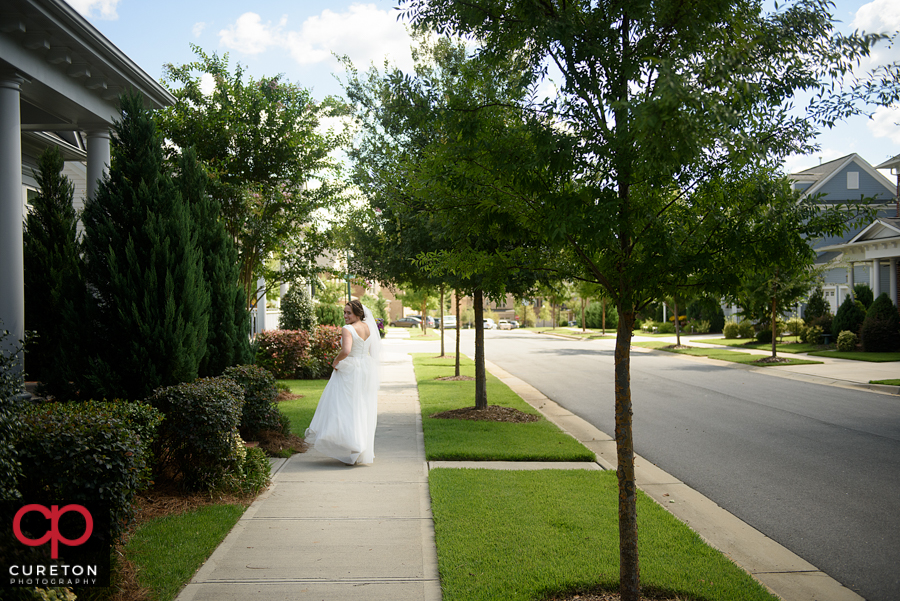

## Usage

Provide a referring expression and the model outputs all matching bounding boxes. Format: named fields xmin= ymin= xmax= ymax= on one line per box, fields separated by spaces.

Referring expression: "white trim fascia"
xmin=800 ymin=154 xmax=895 ymax=200
xmin=848 ymin=219 xmax=900 ymax=245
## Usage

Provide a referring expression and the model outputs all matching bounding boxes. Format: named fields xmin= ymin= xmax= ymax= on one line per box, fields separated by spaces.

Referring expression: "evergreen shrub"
xmin=280 ymin=283 xmax=317 ymax=331
xmin=804 ymin=285 xmax=828 ymax=323
xmin=853 ymin=284 xmax=874 ymax=310
xmin=784 ymin=317 xmax=806 ymax=337
xmin=860 ymin=293 xmax=900 ymax=352
xmin=807 ymin=313 xmax=833 ymax=336
xmin=1 ymin=324 xmax=23 ymax=499
xmin=836 ymin=330 xmax=858 ymax=352
xmin=738 ymin=320 xmax=755 ymax=339
xmin=804 ymin=325 xmax=824 ymax=345
xmin=16 ymin=401 xmax=162 ymax=537
xmin=832 ymin=296 xmax=867 ymax=337
xmin=147 ymin=377 xmax=244 ymax=491
xmin=723 ymin=322 xmax=740 ymax=339
xmin=316 ymin=303 xmax=344 ymax=326
xmin=307 ymin=326 xmax=342 ymax=378
xmin=224 ymin=364 xmax=282 ymax=439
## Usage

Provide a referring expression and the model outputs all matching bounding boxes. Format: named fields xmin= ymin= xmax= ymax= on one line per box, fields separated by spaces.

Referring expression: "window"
xmin=847 ymin=171 xmax=859 ymax=189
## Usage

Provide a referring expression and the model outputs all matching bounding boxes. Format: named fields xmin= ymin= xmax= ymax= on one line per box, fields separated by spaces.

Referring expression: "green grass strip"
xmin=702 ymin=337 xmax=821 ymax=354
xmin=871 ymin=379 xmax=900 ymax=385
xmin=125 ymin=504 xmax=245 ymax=601
xmin=808 ymin=350 xmax=900 ymax=362
xmin=278 ymin=379 xmax=329 ymax=435
xmin=633 ymin=341 xmax=822 ymax=366
xmin=413 ymin=354 xmax=594 ymax=462
xmin=429 ymin=469 xmax=777 ymax=601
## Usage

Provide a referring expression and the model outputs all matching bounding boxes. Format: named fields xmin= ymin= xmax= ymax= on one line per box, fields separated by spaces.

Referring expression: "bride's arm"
xmin=332 ymin=327 xmax=353 ymax=370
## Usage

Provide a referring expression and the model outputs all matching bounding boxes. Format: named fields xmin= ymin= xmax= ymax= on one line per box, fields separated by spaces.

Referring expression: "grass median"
xmin=413 ymin=353 xmax=594 ymax=461
xmin=633 ymin=341 xmax=822 ymax=366
xmin=415 ymin=354 xmax=778 ymax=600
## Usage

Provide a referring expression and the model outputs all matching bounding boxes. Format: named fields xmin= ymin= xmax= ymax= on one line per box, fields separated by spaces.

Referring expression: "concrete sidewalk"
xmin=176 ymin=350 xmax=441 ymax=601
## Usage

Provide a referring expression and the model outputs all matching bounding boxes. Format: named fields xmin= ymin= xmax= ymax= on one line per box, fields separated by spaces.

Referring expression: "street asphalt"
xmin=174 ymin=328 xmax=896 ymax=601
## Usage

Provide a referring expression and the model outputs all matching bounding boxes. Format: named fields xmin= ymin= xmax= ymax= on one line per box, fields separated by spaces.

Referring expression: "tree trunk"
xmin=581 ymin=297 xmax=586 ymax=332
xmin=771 ymin=276 xmax=778 ymax=358
xmin=474 ymin=288 xmax=487 ymax=410
xmin=422 ymin=297 xmax=428 ymax=335
xmin=455 ymin=291 xmax=461 ymax=377
xmin=615 ymin=308 xmax=640 ymax=600
xmin=674 ymin=298 xmax=681 ymax=347
xmin=440 ymin=285 xmax=445 ymax=357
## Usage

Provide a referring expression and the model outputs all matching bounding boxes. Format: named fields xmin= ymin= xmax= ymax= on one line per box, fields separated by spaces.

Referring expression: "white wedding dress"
xmin=305 ymin=322 xmax=379 ymax=465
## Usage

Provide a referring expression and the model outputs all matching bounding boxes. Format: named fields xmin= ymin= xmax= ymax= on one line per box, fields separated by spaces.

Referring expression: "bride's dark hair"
xmin=347 ymin=299 xmax=366 ymax=320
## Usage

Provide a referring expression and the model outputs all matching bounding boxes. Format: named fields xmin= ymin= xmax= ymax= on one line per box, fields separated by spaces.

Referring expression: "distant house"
xmin=787 ymin=154 xmax=899 ymax=314
xmin=0 ymin=0 xmax=175 ymax=366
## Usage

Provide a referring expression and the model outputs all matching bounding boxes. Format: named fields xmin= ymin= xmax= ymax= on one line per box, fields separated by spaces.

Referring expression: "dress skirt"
xmin=304 ymin=353 xmax=377 ymax=465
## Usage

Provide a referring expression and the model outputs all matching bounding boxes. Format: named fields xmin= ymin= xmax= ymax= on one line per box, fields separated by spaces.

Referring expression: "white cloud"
xmin=851 ymin=0 xmax=900 ymax=69
xmin=218 ymin=13 xmax=288 ymax=55
xmin=192 ymin=22 xmax=207 ymax=38
xmin=218 ymin=4 xmax=414 ymax=73
xmin=68 ymin=0 xmax=119 ymax=20
xmin=867 ymin=105 xmax=900 ymax=144
xmin=852 ymin=0 xmax=900 ymax=34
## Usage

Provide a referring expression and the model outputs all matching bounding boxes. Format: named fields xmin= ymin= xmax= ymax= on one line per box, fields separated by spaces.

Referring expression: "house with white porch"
xmin=788 ymin=153 xmax=900 ymax=314
xmin=0 ymin=0 xmax=174 ymax=366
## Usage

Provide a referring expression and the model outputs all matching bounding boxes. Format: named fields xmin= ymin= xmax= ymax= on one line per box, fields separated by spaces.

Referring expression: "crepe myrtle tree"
xmin=399 ymin=0 xmax=884 ymax=597
xmin=158 ymin=45 xmax=349 ymax=307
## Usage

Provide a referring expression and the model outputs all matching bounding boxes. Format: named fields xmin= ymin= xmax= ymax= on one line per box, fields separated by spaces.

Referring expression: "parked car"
xmin=498 ymin=319 xmax=517 ymax=330
xmin=442 ymin=315 xmax=457 ymax=328
xmin=390 ymin=316 xmax=421 ymax=328
xmin=482 ymin=318 xmax=497 ymax=330
xmin=408 ymin=315 xmax=436 ymax=328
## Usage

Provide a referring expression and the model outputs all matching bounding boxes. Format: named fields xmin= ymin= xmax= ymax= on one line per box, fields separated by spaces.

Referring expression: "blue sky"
xmin=72 ymin=0 xmax=900 ymax=175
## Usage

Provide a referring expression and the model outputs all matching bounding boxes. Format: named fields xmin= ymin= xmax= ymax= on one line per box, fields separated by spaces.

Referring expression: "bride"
xmin=305 ymin=300 xmax=382 ymax=465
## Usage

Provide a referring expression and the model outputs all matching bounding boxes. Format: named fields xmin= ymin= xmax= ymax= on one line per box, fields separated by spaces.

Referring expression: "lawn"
xmin=412 ymin=353 xmax=595 ymax=462
xmin=808 ymin=350 xmax=900 ymax=362
xmin=124 ymin=503 xmax=246 ymax=601
xmin=633 ymin=341 xmax=823 ymax=366
xmin=871 ymin=379 xmax=900 ymax=385
xmin=703 ymin=336 xmax=823 ymax=354
xmin=430 ymin=469 xmax=779 ymax=601
xmin=277 ymin=378 xmax=330 ymax=435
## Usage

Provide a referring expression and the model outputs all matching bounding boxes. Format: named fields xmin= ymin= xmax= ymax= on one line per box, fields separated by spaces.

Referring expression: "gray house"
xmin=0 ymin=0 xmax=174 ymax=367
xmin=788 ymin=153 xmax=899 ymax=314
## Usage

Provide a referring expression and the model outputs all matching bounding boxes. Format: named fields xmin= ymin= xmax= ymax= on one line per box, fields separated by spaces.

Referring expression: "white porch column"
xmin=890 ymin=258 xmax=898 ymax=307
xmin=872 ymin=259 xmax=881 ymax=298
xmin=86 ymin=130 xmax=110 ymax=201
xmin=847 ymin=262 xmax=854 ymax=298
xmin=0 ymin=73 xmax=26 ymax=371
xmin=256 ymin=276 xmax=267 ymax=333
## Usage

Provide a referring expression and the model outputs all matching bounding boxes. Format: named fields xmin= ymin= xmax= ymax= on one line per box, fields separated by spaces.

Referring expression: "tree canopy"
xmin=158 ymin=45 xmax=349 ymax=305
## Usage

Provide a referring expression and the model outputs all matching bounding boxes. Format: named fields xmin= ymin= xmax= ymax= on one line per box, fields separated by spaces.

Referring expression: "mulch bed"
xmin=753 ymin=356 xmax=792 ymax=364
xmin=436 ymin=375 xmax=475 ymax=381
xmin=430 ymin=405 xmax=541 ymax=423
xmin=549 ymin=593 xmax=689 ymax=601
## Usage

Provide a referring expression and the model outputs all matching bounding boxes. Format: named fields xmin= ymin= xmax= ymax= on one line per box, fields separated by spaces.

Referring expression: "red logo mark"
xmin=13 ymin=504 xmax=93 ymax=559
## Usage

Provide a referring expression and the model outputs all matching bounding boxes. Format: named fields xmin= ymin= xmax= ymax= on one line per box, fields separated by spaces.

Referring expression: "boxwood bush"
xmin=16 ymin=400 xmax=162 ymax=538
xmin=836 ymin=330 xmax=858 ymax=352
xmin=224 ymin=364 xmax=282 ymax=439
xmin=147 ymin=377 xmax=244 ymax=491
xmin=723 ymin=321 xmax=740 ymax=339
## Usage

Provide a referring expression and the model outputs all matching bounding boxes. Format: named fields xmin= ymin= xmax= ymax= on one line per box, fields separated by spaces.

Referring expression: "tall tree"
xmin=81 ymin=92 xmax=210 ymax=401
xmin=22 ymin=146 xmax=82 ymax=395
xmin=175 ymin=148 xmax=251 ymax=375
xmin=399 ymin=1 xmax=882 ymax=597
xmin=343 ymin=37 xmax=548 ymax=409
xmin=158 ymin=45 xmax=348 ymax=305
